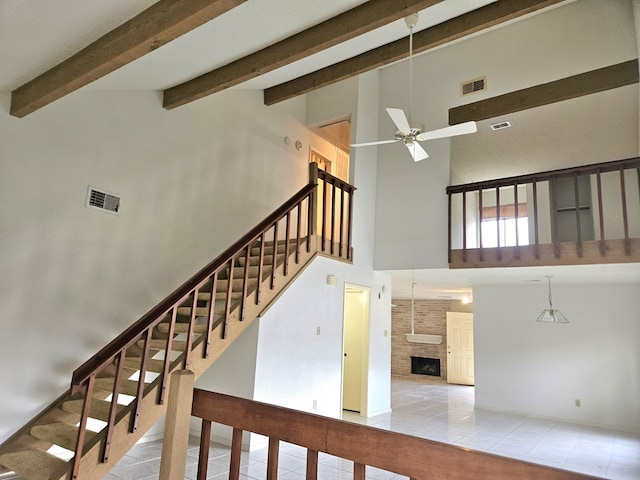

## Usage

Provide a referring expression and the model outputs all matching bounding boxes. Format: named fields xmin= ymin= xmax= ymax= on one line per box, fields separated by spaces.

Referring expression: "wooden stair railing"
xmin=447 ymin=156 xmax=640 ymax=268
xmin=0 ymin=162 xmax=355 ymax=480
xmin=189 ymin=389 xmax=598 ymax=480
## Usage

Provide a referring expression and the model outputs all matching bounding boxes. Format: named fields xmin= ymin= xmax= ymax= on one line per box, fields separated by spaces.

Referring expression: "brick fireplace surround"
xmin=391 ymin=299 xmax=472 ymax=382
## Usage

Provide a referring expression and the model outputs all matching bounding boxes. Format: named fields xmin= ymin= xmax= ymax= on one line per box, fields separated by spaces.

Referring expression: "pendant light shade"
xmin=536 ymin=275 xmax=569 ymax=323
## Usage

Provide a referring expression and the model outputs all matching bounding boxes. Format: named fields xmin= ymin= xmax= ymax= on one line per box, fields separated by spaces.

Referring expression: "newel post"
xmin=159 ymin=369 xmax=195 ymax=480
xmin=308 ymin=162 xmax=319 ymax=237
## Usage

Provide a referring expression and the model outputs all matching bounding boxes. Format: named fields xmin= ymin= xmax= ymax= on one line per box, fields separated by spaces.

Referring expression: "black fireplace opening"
xmin=411 ymin=356 xmax=441 ymax=377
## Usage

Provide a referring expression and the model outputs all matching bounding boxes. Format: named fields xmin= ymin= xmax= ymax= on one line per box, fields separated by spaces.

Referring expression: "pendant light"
xmin=536 ymin=275 xmax=569 ymax=323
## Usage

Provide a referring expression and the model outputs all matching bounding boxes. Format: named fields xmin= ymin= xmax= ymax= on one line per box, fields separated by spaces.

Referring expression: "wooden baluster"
xmin=267 ymin=438 xmax=280 ymax=480
xmin=307 ymin=193 xmax=314 ymax=253
xmin=196 ymin=420 xmax=212 ymax=480
xmin=132 ymin=328 xmax=151 ymax=433
xmin=354 ymin=462 xmax=366 ymax=480
xmin=339 ymin=188 xmax=345 ymax=258
xmin=284 ymin=212 xmax=291 ymax=275
xmin=330 ymin=180 xmax=336 ymax=254
xmin=447 ymin=192 xmax=452 ymax=264
xmin=533 ymin=180 xmax=540 ymax=259
xmin=514 ymin=182 xmax=520 ymax=260
xmin=573 ymin=173 xmax=583 ymax=257
xmin=347 ymin=189 xmax=354 ymax=260
xmin=184 ymin=288 xmax=198 ymax=368
xmin=224 ymin=258 xmax=234 ymax=338
xmin=322 ymin=179 xmax=328 ymax=252
xmin=620 ymin=166 xmax=630 ymax=254
xmin=159 ymin=307 xmax=177 ymax=404
xmin=462 ymin=191 xmax=467 ymax=263
xmin=241 ymin=245 xmax=250 ymax=320
xmin=551 ymin=176 xmax=560 ymax=258
xmin=204 ymin=272 xmax=218 ymax=358
xmin=596 ymin=169 xmax=606 ymax=256
xmin=496 ymin=186 xmax=502 ymax=261
xmin=72 ymin=374 xmax=96 ymax=479
xmin=295 ymin=201 xmax=302 ymax=263
xmin=478 ymin=187 xmax=484 ymax=262
xmin=271 ymin=222 xmax=279 ymax=289
xmin=256 ymin=234 xmax=266 ymax=304
xmin=102 ymin=351 xmax=125 ymax=462
xmin=306 ymin=449 xmax=318 ymax=480
xmin=229 ymin=428 xmax=243 ymax=480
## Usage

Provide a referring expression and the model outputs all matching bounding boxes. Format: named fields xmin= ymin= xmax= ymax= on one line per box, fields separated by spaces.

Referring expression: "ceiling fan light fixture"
xmin=350 ymin=12 xmax=477 ymax=162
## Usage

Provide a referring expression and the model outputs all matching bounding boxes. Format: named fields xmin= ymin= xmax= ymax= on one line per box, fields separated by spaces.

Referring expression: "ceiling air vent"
xmin=490 ymin=120 xmax=512 ymax=131
xmin=86 ymin=186 xmax=120 ymax=215
xmin=461 ymin=76 xmax=486 ymax=96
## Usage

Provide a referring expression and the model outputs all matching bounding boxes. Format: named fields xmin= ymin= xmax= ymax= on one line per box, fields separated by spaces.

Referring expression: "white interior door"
xmin=342 ymin=285 xmax=369 ymax=413
xmin=446 ymin=312 xmax=474 ymax=385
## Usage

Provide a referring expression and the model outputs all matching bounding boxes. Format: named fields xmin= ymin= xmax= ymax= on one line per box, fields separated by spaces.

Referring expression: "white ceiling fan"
xmin=351 ymin=13 xmax=477 ymax=162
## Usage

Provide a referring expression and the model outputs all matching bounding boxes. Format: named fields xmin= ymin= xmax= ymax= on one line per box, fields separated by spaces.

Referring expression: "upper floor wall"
xmin=373 ymin=0 xmax=639 ymax=270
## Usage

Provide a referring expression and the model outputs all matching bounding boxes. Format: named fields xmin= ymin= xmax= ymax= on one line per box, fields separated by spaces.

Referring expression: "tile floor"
xmin=2 ymin=378 xmax=638 ymax=479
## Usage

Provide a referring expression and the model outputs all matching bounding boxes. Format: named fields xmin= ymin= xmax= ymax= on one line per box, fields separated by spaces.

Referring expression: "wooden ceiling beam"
xmin=162 ymin=0 xmax=445 ymax=110
xmin=448 ymin=59 xmax=640 ymax=124
xmin=263 ymin=0 xmax=565 ymax=106
xmin=10 ymin=0 xmax=247 ymax=118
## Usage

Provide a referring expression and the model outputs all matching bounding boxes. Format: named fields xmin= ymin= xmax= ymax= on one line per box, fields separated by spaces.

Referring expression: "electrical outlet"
xmin=316 ymin=327 xmax=320 ymax=336
xmin=384 ymin=329 xmax=388 ymax=337
xmin=313 ymin=399 xmax=318 ymax=410
xmin=575 ymin=399 xmax=581 ymax=407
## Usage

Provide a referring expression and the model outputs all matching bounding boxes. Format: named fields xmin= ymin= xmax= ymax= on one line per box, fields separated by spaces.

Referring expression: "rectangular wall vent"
xmin=490 ymin=120 xmax=512 ymax=131
xmin=461 ymin=76 xmax=486 ymax=96
xmin=86 ymin=186 xmax=120 ymax=215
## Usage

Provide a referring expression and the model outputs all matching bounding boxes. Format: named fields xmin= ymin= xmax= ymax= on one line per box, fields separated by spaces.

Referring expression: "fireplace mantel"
xmin=405 ymin=333 xmax=443 ymax=345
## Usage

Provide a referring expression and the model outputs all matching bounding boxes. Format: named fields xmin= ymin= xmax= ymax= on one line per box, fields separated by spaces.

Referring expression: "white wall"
xmin=253 ymin=257 xmax=392 ymax=420
xmin=252 ymin=72 xmax=391 ymax=426
xmin=0 ymin=88 xmax=335 ymax=443
xmin=474 ymin=283 xmax=640 ymax=433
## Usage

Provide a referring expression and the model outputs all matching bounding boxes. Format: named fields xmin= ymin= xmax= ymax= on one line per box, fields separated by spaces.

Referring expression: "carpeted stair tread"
xmin=156 ymin=323 xmax=209 ymax=334
xmin=216 ymin=278 xmax=257 ymax=291
xmin=232 ymin=265 xmax=272 ymax=280
xmin=94 ymin=377 xmax=143 ymax=397
xmin=61 ymin=398 xmax=124 ymax=423
xmin=31 ymin=423 xmax=96 ymax=452
xmin=177 ymin=305 xmax=225 ymax=317
xmin=0 ymin=448 xmax=69 ymax=480
xmin=236 ymin=254 xmax=274 ymax=267
xmin=123 ymin=357 xmax=165 ymax=372
xmin=135 ymin=339 xmax=187 ymax=351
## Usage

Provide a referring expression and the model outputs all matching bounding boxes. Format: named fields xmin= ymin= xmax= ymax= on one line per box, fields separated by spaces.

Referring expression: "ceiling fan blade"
xmin=406 ymin=142 xmax=429 ymax=162
xmin=416 ymin=121 xmax=477 ymax=141
xmin=351 ymin=139 xmax=400 ymax=147
xmin=386 ymin=108 xmax=412 ymax=134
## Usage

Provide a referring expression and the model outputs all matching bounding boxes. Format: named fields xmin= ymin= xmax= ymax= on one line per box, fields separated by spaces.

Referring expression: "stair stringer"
xmin=0 ymin=236 xmax=339 ymax=480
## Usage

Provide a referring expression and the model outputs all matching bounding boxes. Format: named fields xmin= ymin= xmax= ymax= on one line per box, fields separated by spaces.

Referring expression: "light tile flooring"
xmin=3 ymin=378 xmax=638 ymax=479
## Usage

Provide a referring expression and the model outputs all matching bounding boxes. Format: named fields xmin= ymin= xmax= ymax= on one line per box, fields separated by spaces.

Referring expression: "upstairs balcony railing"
xmin=447 ymin=157 xmax=640 ymax=268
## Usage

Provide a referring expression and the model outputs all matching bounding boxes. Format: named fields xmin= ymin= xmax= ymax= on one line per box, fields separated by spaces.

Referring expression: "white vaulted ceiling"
xmin=1 ymin=1 xmax=502 ymax=93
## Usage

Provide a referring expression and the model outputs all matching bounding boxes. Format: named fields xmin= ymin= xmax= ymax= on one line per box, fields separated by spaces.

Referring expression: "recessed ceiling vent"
xmin=461 ymin=76 xmax=486 ymax=96
xmin=86 ymin=186 xmax=120 ymax=215
xmin=490 ymin=121 xmax=512 ymax=131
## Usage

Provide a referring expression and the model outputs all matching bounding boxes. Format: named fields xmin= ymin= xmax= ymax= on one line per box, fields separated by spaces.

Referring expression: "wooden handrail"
xmin=191 ymin=389 xmax=594 ymax=480
xmin=446 ymin=156 xmax=640 ymax=194
xmin=71 ymin=181 xmax=317 ymax=389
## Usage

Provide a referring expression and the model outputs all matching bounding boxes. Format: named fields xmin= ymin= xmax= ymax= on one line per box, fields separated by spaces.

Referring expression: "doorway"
xmin=342 ymin=284 xmax=370 ymax=414
xmin=446 ymin=312 xmax=474 ymax=386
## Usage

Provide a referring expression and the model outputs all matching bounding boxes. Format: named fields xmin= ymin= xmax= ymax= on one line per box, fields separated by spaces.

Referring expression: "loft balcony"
xmin=447 ymin=157 xmax=640 ymax=269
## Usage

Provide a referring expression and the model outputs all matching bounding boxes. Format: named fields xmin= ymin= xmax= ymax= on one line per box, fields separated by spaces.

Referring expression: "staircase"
xmin=0 ymin=164 xmax=355 ymax=480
